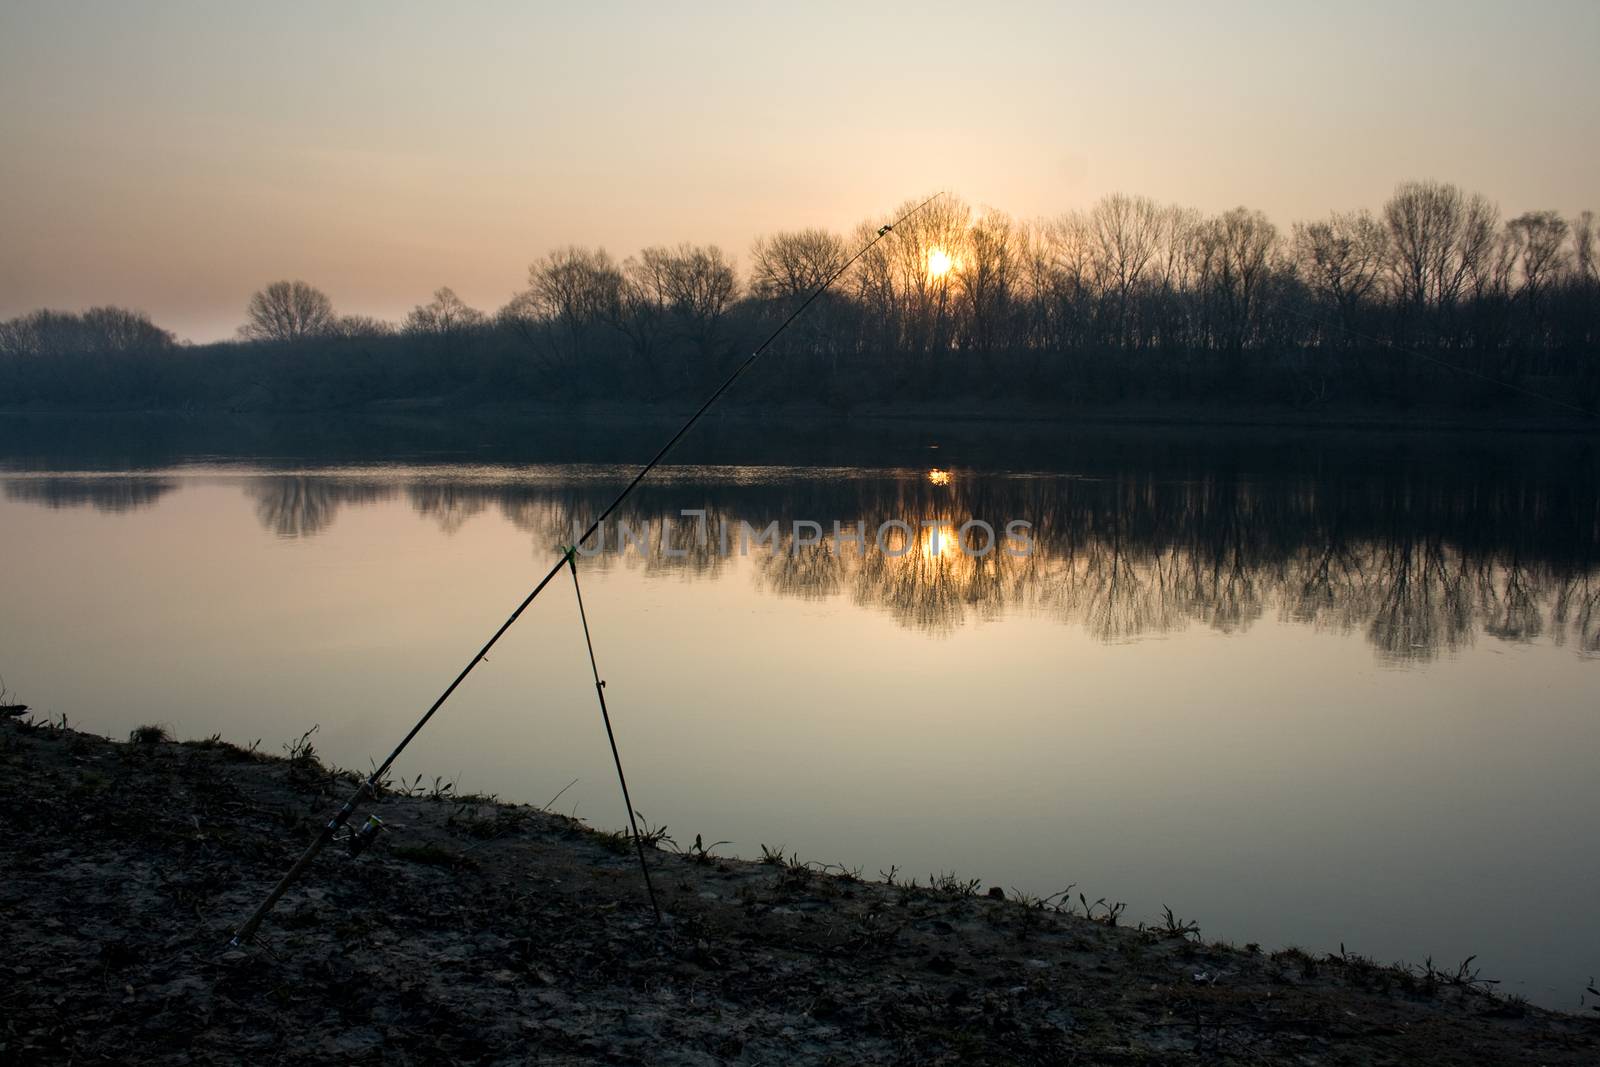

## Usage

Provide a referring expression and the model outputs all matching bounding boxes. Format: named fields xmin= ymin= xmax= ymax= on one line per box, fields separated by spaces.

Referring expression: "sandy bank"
xmin=2 ymin=717 xmax=1595 ymax=1065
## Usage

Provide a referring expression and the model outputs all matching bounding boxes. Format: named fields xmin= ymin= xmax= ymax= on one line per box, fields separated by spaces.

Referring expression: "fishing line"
xmin=230 ymin=191 xmax=946 ymax=946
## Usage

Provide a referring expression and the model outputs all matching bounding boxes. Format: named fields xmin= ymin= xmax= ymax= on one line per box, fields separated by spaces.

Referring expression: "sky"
xmin=2 ymin=0 xmax=1597 ymax=342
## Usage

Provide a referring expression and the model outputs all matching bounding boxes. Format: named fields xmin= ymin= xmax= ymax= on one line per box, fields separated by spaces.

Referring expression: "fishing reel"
xmin=343 ymin=814 xmax=385 ymax=857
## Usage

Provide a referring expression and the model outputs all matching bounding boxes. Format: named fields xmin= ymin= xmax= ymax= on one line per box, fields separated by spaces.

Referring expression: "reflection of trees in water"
xmin=498 ymin=489 xmax=737 ymax=580
xmin=848 ymin=524 xmax=1008 ymax=634
xmin=246 ymin=478 xmax=398 ymax=538
xmin=1344 ymin=537 xmax=1469 ymax=660
xmin=1552 ymin=574 xmax=1600 ymax=653
xmin=20 ymin=462 xmax=1591 ymax=661
xmin=471 ymin=467 xmax=1598 ymax=661
xmin=407 ymin=483 xmax=488 ymax=534
xmin=3 ymin=476 xmax=177 ymax=512
xmin=763 ymin=545 xmax=843 ymax=601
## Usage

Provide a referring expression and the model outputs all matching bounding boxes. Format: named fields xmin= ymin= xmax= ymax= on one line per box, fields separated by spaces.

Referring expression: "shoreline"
xmin=1 ymin=400 xmax=1596 ymax=439
xmin=4 ymin=716 xmax=1596 ymax=1064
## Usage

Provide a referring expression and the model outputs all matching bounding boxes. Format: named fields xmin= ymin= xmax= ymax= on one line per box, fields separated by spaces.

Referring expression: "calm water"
xmin=1 ymin=415 xmax=1596 ymax=1009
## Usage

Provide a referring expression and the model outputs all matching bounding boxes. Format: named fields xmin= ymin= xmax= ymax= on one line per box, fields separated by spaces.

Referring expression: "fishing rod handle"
xmin=229 ymin=784 xmax=371 ymax=946
xmin=229 ymin=824 xmax=334 ymax=946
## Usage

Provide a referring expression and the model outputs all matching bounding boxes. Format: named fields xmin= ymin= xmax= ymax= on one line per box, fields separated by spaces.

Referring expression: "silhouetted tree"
xmin=1198 ymin=207 xmax=1281 ymax=361
xmin=240 ymin=281 xmax=336 ymax=341
xmin=749 ymin=229 xmax=847 ymax=300
xmin=0 ymin=307 xmax=172 ymax=357
xmin=641 ymin=244 xmax=737 ymax=344
xmin=958 ymin=208 xmax=1017 ymax=358
xmin=1088 ymin=193 xmax=1163 ymax=350
xmin=1295 ymin=211 xmax=1388 ymax=321
xmin=1382 ymin=180 xmax=1498 ymax=347
xmin=502 ymin=247 xmax=625 ymax=380
xmin=405 ymin=286 xmax=485 ymax=336
xmin=334 ymin=315 xmax=396 ymax=338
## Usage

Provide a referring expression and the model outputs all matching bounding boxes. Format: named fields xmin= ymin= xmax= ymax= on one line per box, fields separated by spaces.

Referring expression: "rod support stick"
xmin=567 ymin=549 xmax=661 ymax=924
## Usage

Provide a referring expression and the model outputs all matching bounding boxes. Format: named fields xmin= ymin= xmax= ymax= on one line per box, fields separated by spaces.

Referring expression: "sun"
xmin=926 ymin=247 xmax=954 ymax=279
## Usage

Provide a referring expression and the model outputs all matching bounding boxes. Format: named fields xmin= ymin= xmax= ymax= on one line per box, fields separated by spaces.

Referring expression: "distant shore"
xmin=4 ymin=716 xmax=1596 ymax=1064
xmin=2 ymin=397 xmax=1596 ymax=439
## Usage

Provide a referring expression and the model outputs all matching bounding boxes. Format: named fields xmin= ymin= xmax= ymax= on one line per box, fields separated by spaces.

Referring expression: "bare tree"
xmin=1042 ymin=211 xmax=1099 ymax=353
xmin=405 ymin=287 xmax=486 ymax=336
xmin=240 ymin=281 xmax=336 ymax=341
xmin=1010 ymin=218 xmax=1063 ymax=355
xmin=1571 ymin=211 xmax=1596 ymax=282
xmin=510 ymin=247 xmax=623 ymax=327
xmin=81 ymin=307 xmax=175 ymax=352
xmin=1155 ymin=205 xmax=1204 ymax=293
xmin=0 ymin=307 xmax=172 ymax=356
xmin=958 ymin=208 xmax=1016 ymax=354
xmin=1295 ymin=210 xmax=1389 ymax=318
xmin=853 ymin=194 xmax=972 ymax=358
xmin=749 ymin=229 xmax=847 ymax=300
xmin=501 ymin=247 xmax=625 ymax=376
xmin=631 ymin=243 xmax=738 ymax=363
xmin=1088 ymin=193 xmax=1163 ymax=348
xmin=332 ymin=315 xmax=396 ymax=338
xmin=1382 ymin=180 xmax=1497 ymax=315
xmin=1151 ymin=205 xmax=1204 ymax=354
xmin=1504 ymin=211 xmax=1570 ymax=304
xmin=1197 ymin=207 xmax=1281 ymax=357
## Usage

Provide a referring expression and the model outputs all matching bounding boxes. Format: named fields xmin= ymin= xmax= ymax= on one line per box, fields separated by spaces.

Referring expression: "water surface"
xmin=1 ymin=415 xmax=1595 ymax=1008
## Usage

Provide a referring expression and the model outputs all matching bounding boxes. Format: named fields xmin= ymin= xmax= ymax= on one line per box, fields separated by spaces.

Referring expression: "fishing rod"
xmin=229 ymin=191 xmax=946 ymax=947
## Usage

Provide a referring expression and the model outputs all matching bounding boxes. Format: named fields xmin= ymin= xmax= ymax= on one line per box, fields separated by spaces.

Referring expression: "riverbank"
xmin=3 ymin=397 xmax=1596 ymax=438
xmin=3 ymin=406 xmax=1596 ymax=496
xmin=3 ymin=717 xmax=1596 ymax=1064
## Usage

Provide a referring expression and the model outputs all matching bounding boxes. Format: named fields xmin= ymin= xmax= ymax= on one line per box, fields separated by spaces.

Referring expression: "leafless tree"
xmin=1197 ymin=207 xmax=1281 ymax=355
xmin=405 ymin=287 xmax=486 ymax=336
xmin=240 ymin=281 xmax=336 ymax=341
xmin=81 ymin=307 xmax=175 ymax=352
xmin=0 ymin=307 xmax=172 ymax=356
xmin=1295 ymin=210 xmax=1389 ymax=318
xmin=956 ymin=208 xmax=1017 ymax=355
xmin=1504 ymin=211 xmax=1570 ymax=304
xmin=1088 ymin=193 xmax=1163 ymax=348
xmin=509 ymin=247 xmax=624 ymax=327
xmin=853 ymin=194 xmax=972 ymax=359
xmin=333 ymin=315 xmax=395 ymax=338
xmin=749 ymin=229 xmax=847 ymax=300
xmin=1155 ymin=205 xmax=1204 ymax=293
xmin=630 ymin=243 xmax=738 ymax=364
xmin=1010 ymin=218 xmax=1063 ymax=356
xmin=1571 ymin=211 xmax=1596 ymax=282
xmin=502 ymin=247 xmax=624 ymax=376
xmin=1382 ymin=181 xmax=1498 ymax=316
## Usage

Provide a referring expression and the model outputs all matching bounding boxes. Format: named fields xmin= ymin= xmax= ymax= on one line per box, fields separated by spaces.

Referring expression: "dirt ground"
xmin=2 ymin=716 xmax=1596 ymax=1065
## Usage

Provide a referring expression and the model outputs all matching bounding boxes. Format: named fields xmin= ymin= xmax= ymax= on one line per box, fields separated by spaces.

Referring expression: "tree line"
xmin=2 ymin=180 xmax=1596 ymax=415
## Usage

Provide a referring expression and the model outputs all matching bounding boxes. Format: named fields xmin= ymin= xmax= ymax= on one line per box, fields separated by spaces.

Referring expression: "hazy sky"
xmin=2 ymin=0 xmax=1596 ymax=341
